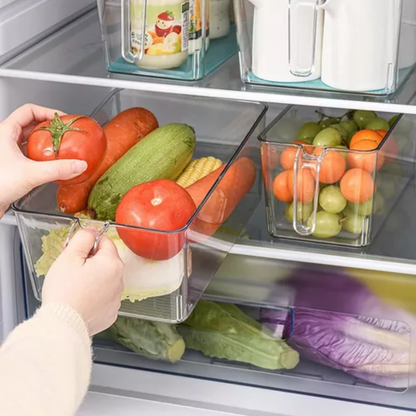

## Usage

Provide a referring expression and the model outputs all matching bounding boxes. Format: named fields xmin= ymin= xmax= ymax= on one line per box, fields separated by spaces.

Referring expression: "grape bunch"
xmin=269 ymin=110 xmax=413 ymax=240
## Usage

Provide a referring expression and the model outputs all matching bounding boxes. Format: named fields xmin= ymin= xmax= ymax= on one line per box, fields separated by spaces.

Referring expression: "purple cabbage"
xmin=260 ymin=267 xmax=416 ymax=388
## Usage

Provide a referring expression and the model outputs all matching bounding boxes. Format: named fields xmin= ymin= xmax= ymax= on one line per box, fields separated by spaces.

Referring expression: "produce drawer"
xmin=259 ymin=106 xmax=415 ymax=247
xmin=13 ymin=89 xmax=266 ymax=323
xmin=90 ymin=258 xmax=416 ymax=411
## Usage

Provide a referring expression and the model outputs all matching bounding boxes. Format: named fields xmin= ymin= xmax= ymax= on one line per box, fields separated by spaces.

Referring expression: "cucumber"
xmin=88 ymin=123 xmax=196 ymax=221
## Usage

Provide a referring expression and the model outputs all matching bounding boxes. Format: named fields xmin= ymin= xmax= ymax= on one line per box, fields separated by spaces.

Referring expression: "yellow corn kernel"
xmin=176 ymin=156 xmax=222 ymax=187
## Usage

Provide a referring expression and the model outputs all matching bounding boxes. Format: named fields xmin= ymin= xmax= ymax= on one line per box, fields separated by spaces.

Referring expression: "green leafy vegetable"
xmin=34 ymin=224 xmax=186 ymax=302
xmin=179 ymin=300 xmax=299 ymax=370
xmin=103 ymin=316 xmax=185 ymax=363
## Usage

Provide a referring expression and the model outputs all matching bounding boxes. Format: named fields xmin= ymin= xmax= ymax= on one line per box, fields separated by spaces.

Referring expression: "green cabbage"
xmin=34 ymin=225 xmax=186 ymax=302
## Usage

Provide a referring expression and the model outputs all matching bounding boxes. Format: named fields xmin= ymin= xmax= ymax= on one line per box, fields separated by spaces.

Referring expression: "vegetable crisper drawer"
xmin=13 ymin=89 xmax=266 ymax=323
xmin=93 ymin=260 xmax=416 ymax=404
xmin=259 ymin=106 xmax=415 ymax=247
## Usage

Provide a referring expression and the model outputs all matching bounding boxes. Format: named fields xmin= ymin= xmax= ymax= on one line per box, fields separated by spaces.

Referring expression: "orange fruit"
xmin=349 ymin=129 xmax=383 ymax=148
xmin=311 ymin=148 xmax=346 ymax=184
xmin=280 ymin=147 xmax=303 ymax=170
xmin=377 ymin=130 xmax=398 ymax=163
xmin=287 ymin=168 xmax=315 ymax=204
xmin=340 ymin=168 xmax=375 ymax=203
xmin=273 ymin=171 xmax=293 ymax=203
xmin=348 ymin=140 xmax=384 ymax=173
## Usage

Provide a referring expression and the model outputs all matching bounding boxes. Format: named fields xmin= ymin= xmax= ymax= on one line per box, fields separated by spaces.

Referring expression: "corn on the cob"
xmin=176 ymin=156 xmax=222 ymax=187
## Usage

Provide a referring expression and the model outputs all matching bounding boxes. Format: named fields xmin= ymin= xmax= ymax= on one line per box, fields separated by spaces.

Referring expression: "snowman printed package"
xmin=130 ymin=0 xmax=190 ymax=69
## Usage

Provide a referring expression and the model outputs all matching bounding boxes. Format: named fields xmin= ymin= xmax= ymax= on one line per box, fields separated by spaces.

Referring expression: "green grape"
xmin=319 ymin=186 xmax=347 ymax=214
xmin=331 ymin=124 xmax=348 ymax=143
xmin=313 ymin=127 xmax=342 ymax=147
xmin=389 ymin=114 xmax=399 ymax=127
xmin=298 ymin=122 xmax=321 ymax=143
xmin=379 ymin=176 xmax=396 ymax=199
xmin=319 ymin=118 xmax=339 ymax=129
xmin=339 ymin=120 xmax=358 ymax=143
xmin=353 ymin=110 xmax=377 ymax=129
xmin=285 ymin=202 xmax=314 ymax=223
xmin=383 ymin=162 xmax=402 ymax=178
xmin=373 ymin=192 xmax=385 ymax=216
xmin=395 ymin=134 xmax=412 ymax=155
xmin=365 ymin=117 xmax=390 ymax=131
xmin=334 ymin=145 xmax=348 ymax=160
xmin=348 ymin=199 xmax=373 ymax=216
xmin=342 ymin=213 xmax=364 ymax=234
xmin=308 ymin=211 xmax=342 ymax=239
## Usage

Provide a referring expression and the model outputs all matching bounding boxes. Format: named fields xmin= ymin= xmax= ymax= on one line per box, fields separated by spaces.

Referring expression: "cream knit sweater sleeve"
xmin=0 ymin=303 xmax=92 ymax=416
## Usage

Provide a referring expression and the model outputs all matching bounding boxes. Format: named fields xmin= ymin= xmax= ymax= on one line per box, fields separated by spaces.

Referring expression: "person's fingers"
xmin=26 ymin=159 xmax=87 ymax=187
xmin=96 ymin=235 xmax=118 ymax=255
xmin=21 ymin=121 xmax=38 ymax=143
xmin=64 ymin=227 xmax=97 ymax=260
xmin=5 ymin=104 xmax=66 ymax=131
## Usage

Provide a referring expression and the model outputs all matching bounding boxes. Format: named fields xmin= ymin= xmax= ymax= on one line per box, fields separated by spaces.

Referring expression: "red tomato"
xmin=115 ymin=179 xmax=196 ymax=260
xmin=27 ymin=113 xmax=107 ymax=186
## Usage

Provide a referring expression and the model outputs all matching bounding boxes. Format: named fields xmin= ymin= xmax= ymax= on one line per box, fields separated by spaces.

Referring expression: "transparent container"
xmin=97 ymin=0 xmax=237 ymax=81
xmin=13 ymin=89 xmax=266 ymax=323
xmin=92 ymin=262 xmax=416 ymax=392
xmin=235 ymin=0 xmax=416 ymax=95
xmin=259 ymin=106 xmax=416 ymax=247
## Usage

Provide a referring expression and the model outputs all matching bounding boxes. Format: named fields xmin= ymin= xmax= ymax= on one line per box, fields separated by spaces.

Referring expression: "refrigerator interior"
xmin=9 ymin=86 xmax=416 ymax=412
xmin=2 ymin=3 xmax=416 ymax=415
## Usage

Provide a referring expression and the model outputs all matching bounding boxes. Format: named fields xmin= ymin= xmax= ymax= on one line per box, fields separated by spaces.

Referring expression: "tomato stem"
xmin=35 ymin=113 xmax=85 ymax=156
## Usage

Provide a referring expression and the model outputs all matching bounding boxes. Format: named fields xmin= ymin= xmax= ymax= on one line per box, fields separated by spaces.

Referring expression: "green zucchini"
xmin=88 ymin=123 xmax=196 ymax=221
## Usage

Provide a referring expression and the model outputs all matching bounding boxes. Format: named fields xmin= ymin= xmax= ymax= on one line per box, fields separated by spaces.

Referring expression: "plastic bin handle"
xmin=121 ymin=0 xmax=147 ymax=63
xmin=288 ymin=0 xmax=320 ymax=77
xmin=65 ymin=218 xmax=110 ymax=257
xmin=292 ymin=147 xmax=321 ymax=236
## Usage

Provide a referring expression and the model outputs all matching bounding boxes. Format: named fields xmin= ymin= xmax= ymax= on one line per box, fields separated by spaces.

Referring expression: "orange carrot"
xmin=57 ymin=107 xmax=158 ymax=214
xmin=186 ymin=157 xmax=256 ymax=236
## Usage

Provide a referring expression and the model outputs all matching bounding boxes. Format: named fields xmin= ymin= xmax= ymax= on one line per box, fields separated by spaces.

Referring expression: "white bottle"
xmin=210 ymin=0 xmax=230 ymax=40
xmin=247 ymin=0 xmax=323 ymax=83
xmin=321 ymin=0 xmax=402 ymax=92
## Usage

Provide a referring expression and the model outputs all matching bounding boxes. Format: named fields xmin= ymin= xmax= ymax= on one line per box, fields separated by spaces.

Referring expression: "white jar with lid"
xmin=122 ymin=0 xmax=190 ymax=70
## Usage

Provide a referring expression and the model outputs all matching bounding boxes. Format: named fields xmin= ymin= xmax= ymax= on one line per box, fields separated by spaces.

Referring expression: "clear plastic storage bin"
xmin=97 ymin=0 xmax=237 ymax=81
xmin=259 ymin=106 xmax=415 ymax=247
xmin=235 ymin=0 xmax=416 ymax=95
xmin=13 ymin=89 xmax=266 ymax=323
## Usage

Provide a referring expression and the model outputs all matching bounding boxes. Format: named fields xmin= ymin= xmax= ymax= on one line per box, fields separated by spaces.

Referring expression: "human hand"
xmin=42 ymin=227 xmax=125 ymax=336
xmin=0 ymin=104 xmax=88 ymax=217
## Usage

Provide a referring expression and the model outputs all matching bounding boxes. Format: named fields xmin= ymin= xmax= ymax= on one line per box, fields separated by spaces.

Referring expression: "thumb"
xmin=64 ymin=227 xmax=97 ymax=261
xmin=28 ymin=159 xmax=87 ymax=187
